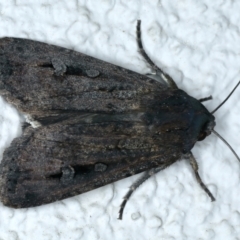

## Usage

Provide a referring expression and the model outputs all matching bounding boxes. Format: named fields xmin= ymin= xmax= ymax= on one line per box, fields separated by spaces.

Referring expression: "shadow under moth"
xmin=0 ymin=20 xmax=239 ymax=220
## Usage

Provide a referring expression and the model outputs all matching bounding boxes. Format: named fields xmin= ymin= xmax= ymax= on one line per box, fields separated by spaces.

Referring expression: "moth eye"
xmin=198 ymin=132 xmax=207 ymax=141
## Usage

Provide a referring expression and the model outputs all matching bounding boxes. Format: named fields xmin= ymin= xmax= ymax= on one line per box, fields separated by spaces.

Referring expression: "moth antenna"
xmin=212 ymin=130 xmax=240 ymax=162
xmin=211 ymin=80 xmax=240 ymax=114
xmin=118 ymin=166 xmax=166 ymax=220
xmin=136 ymin=20 xmax=178 ymax=89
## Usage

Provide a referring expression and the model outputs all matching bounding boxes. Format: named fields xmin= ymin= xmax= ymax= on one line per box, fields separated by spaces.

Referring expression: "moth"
xmin=0 ymin=21 xmax=239 ymax=220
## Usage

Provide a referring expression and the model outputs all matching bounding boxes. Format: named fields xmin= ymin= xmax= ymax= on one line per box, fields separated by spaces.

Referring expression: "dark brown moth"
xmin=0 ymin=21 xmax=238 ymax=219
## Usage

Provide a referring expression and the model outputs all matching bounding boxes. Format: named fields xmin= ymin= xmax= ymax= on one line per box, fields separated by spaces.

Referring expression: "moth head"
xmin=203 ymin=80 xmax=240 ymax=161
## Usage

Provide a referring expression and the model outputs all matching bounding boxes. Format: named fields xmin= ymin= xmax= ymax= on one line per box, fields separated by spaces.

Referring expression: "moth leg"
xmin=187 ymin=152 xmax=216 ymax=201
xmin=199 ymin=96 xmax=212 ymax=102
xmin=136 ymin=20 xmax=178 ymax=89
xmin=118 ymin=166 xmax=166 ymax=220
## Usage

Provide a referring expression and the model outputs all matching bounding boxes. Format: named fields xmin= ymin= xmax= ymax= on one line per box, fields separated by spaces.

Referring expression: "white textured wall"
xmin=0 ymin=1 xmax=240 ymax=239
